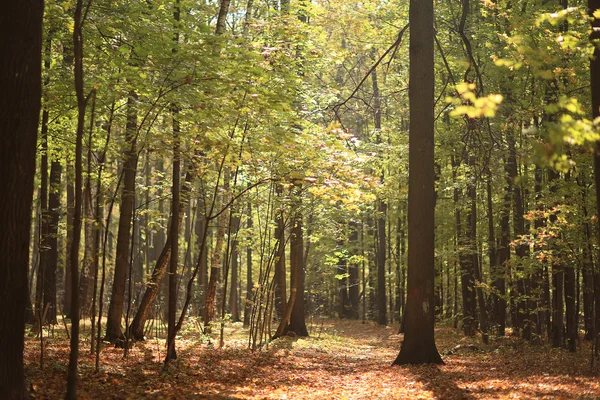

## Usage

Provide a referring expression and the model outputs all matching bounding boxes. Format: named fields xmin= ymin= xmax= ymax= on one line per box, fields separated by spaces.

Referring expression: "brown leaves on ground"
xmin=24 ymin=320 xmax=600 ymax=399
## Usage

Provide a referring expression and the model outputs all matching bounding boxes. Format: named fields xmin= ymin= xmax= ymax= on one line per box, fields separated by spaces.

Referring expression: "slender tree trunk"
xmin=273 ymin=184 xmax=286 ymax=320
xmin=105 ymin=92 xmax=138 ymax=343
xmin=243 ymin=200 xmax=253 ymax=327
xmin=589 ymin=0 xmax=600 ymax=357
xmin=494 ymin=157 xmax=510 ymax=337
xmin=65 ymin=164 xmax=75 ymax=317
xmin=66 ymin=0 xmax=88 ymax=394
xmin=349 ymin=221 xmax=360 ymax=319
xmin=80 ymin=130 xmax=96 ymax=318
xmin=468 ymin=160 xmax=488 ymax=344
xmin=45 ymin=161 xmax=61 ymax=324
xmin=0 ymin=1 xmax=42 ymax=396
xmin=229 ymin=214 xmax=241 ymax=322
xmin=337 ymin=236 xmax=350 ymax=318
xmin=36 ymin=106 xmax=49 ymax=330
xmin=582 ymin=191 xmax=595 ymax=340
xmin=372 ymin=61 xmax=387 ymax=326
xmin=165 ymin=106 xmax=180 ymax=363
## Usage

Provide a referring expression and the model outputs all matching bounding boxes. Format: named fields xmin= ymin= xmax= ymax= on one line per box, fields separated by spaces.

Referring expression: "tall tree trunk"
xmin=79 ymin=138 xmax=96 ymax=318
xmin=468 ymin=159 xmax=488 ymax=344
xmin=273 ymin=184 xmax=286 ymax=320
xmin=36 ymin=105 xmax=49 ymax=330
xmin=105 ymin=91 xmax=138 ymax=344
xmin=548 ymin=169 xmax=565 ymax=348
xmin=282 ymin=184 xmax=308 ymax=337
xmin=165 ymin=106 xmax=180 ymax=363
xmin=229 ymin=214 xmax=241 ymax=322
xmin=589 ymin=0 xmax=600 ymax=357
xmin=393 ymin=0 xmax=443 ymax=364
xmin=243 ymin=200 xmax=253 ymax=327
xmin=45 ymin=161 xmax=61 ymax=324
xmin=456 ymin=154 xmax=476 ymax=337
xmin=506 ymin=131 xmax=528 ymax=336
xmin=0 ymin=1 xmax=42 ymax=396
xmin=197 ymin=202 xmax=209 ymax=318
xmin=64 ymin=164 xmax=75 ymax=317
xmin=66 ymin=0 xmax=88 ymax=394
xmin=494 ymin=157 xmax=510 ymax=336
xmin=582 ymin=188 xmax=595 ymax=340
xmin=372 ymin=60 xmax=387 ymax=326
xmin=337 ymin=236 xmax=350 ymax=318
xmin=348 ymin=221 xmax=360 ymax=319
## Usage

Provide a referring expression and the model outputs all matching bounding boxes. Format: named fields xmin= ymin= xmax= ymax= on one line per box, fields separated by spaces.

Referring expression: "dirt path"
xmin=24 ymin=320 xmax=600 ymax=399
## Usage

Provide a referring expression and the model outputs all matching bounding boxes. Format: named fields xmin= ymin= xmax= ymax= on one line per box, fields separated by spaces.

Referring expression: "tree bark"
xmin=45 ymin=161 xmax=61 ymax=324
xmin=0 ymin=1 xmax=43 ymax=397
xmin=393 ymin=0 xmax=443 ymax=365
xmin=229 ymin=214 xmax=241 ymax=322
xmin=165 ymin=107 xmax=180 ymax=363
xmin=105 ymin=92 xmax=138 ymax=343
xmin=243 ymin=201 xmax=254 ymax=327
xmin=273 ymin=184 xmax=286 ymax=320
xmin=66 ymin=0 xmax=88 ymax=395
xmin=348 ymin=221 xmax=360 ymax=319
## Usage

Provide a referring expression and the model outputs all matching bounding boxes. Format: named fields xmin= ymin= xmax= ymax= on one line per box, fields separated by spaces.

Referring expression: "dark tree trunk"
xmin=456 ymin=155 xmax=475 ymax=337
xmin=79 ymin=156 xmax=95 ymax=318
xmin=66 ymin=0 xmax=87 ymax=394
xmin=64 ymin=164 xmax=75 ymax=317
xmin=506 ymin=132 xmax=528 ymax=336
xmin=36 ymin=107 xmax=49 ymax=329
xmin=393 ymin=0 xmax=443 ymax=365
xmin=229 ymin=214 xmax=241 ymax=322
xmin=243 ymin=201 xmax=253 ymax=327
xmin=0 ymin=1 xmax=43 ymax=396
xmin=590 ymin=0 xmax=600 ymax=356
xmin=349 ymin=221 xmax=360 ymax=319
xmin=534 ymin=165 xmax=549 ymax=339
xmin=565 ymin=262 xmax=577 ymax=352
xmin=367 ymin=215 xmax=377 ymax=320
xmin=273 ymin=184 xmax=286 ymax=320
xmin=45 ymin=161 xmax=61 ymax=324
xmin=376 ymin=200 xmax=387 ymax=325
xmin=197 ymin=204 xmax=209 ymax=318
xmin=582 ymin=192 xmax=595 ymax=340
xmin=337 ymin=237 xmax=350 ymax=318
xmin=106 ymin=92 xmax=138 ymax=343
xmin=284 ymin=189 xmax=308 ymax=337
xmin=494 ymin=156 xmax=511 ymax=336
xmin=165 ymin=107 xmax=180 ymax=363
xmin=372 ymin=61 xmax=387 ymax=326
xmin=468 ymin=158 xmax=488 ymax=344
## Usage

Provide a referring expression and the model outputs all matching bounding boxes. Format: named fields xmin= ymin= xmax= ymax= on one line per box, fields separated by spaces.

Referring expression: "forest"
xmin=2 ymin=0 xmax=600 ymax=398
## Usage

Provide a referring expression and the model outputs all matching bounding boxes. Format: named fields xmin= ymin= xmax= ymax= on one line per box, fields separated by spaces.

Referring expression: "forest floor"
xmin=24 ymin=318 xmax=600 ymax=399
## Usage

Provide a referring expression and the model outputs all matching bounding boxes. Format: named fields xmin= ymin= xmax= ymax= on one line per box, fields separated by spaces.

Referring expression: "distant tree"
xmin=393 ymin=0 xmax=443 ymax=365
xmin=0 ymin=2 xmax=43 ymax=398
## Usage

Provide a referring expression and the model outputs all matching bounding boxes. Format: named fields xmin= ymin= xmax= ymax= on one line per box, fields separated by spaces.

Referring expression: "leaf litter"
xmin=24 ymin=319 xmax=600 ymax=399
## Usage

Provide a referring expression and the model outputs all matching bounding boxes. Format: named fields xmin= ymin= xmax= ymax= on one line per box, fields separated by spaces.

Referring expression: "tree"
xmin=590 ymin=0 xmax=600 ymax=355
xmin=0 ymin=1 xmax=43 ymax=398
xmin=393 ymin=0 xmax=443 ymax=365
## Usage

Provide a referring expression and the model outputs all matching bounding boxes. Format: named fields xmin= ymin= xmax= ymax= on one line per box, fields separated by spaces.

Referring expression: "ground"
xmin=24 ymin=319 xmax=600 ymax=399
